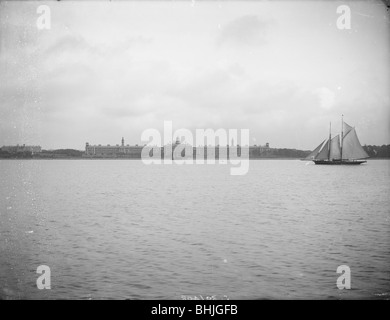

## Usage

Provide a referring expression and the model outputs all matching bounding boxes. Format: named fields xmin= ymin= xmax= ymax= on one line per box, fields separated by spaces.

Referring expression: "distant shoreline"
xmin=0 ymin=157 xmax=388 ymax=160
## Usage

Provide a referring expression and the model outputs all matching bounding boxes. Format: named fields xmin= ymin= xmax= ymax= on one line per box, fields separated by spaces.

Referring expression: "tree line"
xmin=363 ymin=145 xmax=390 ymax=158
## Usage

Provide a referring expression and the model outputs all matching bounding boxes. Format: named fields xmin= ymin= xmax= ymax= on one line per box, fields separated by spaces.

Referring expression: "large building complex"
xmin=84 ymin=137 xmax=270 ymax=158
xmin=85 ymin=137 xmax=144 ymax=158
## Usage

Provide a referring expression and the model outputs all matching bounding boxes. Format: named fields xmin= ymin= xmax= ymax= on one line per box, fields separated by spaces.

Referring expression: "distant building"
xmin=1 ymin=144 xmax=41 ymax=154
xmin=85 ymin=138 xmax=144 ymax=157
xmin=84 ymin=137 xmax=270 ymax=159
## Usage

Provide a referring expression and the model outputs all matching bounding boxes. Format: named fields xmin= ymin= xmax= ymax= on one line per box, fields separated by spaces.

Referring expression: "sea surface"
xmin=0 ymin=159 xmax=389 ymax=300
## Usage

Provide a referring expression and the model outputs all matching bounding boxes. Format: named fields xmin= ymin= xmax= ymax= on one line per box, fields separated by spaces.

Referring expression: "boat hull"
xmin=313 ymin=160 xmax=367 ymax=165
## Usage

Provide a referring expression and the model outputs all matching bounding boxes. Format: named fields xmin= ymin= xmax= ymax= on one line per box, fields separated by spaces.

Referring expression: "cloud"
xmin=0 ymin=2 xmax=388 ymax=149
xmin=45 ymin=34 xmax=90 ymax=55
xmin=216 ymin=15 xmax=270 ymax=47
xmin=314 ymin=87 xmax=335 ymax=110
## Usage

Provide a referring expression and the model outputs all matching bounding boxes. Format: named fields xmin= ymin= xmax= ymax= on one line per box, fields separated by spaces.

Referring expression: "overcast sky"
xmin=0 ymin=0 xmax=389 ymax=150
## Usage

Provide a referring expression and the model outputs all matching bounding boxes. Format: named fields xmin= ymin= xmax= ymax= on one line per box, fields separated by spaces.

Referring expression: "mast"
xmin=340 ymin=114 xmax=344 ymax=160
xmin=328 ymin=122 xmax=331 ymax=161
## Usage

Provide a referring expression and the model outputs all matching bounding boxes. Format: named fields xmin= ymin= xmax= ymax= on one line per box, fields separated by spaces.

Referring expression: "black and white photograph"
xmin=0 ymin=0 xmax=389 ymax=304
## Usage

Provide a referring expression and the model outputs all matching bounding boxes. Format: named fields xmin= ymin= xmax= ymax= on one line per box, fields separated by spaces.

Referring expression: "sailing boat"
xmin=306 ymin=116 xmax=369 ymax=165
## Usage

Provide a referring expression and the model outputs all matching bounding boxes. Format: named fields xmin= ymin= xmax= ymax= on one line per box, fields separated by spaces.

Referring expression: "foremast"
xmin=340 ymin=114 xmax=343 ymax=160
xmin=328 ymin=122 xmax=331 ymax=161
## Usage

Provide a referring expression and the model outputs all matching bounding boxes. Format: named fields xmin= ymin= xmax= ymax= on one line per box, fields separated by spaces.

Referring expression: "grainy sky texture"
xmin=0 ymin=1 xmax=389 ymax=149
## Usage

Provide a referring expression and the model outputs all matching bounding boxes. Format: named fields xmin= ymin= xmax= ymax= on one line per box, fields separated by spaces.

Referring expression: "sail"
xmin=342 ymin=128 xmax=369 ymax=160
xmin=330 ymin=135 xmax=341 ymax=160
xmin=305 ymin=139 xmax=326 ymax=160
xmin=315 ymin=139 xmax=330 ymax=160
xmin=343 ymin=121 xmax=353 ymax=138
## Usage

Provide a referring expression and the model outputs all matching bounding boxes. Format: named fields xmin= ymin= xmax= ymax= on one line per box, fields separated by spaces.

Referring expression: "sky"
xmin=0 ymin=0 xmax=389 ymax=150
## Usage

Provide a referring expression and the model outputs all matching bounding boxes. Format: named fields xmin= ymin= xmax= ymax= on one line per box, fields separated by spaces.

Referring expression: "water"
xmin=0 ymin=159 xmax=389 ymax=300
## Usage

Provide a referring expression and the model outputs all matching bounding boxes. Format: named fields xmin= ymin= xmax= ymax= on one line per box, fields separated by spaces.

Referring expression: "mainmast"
xmin=340 ymin=114 xmax=344 ymax=160
xmin=328 ymin=122 xmax=331 ymax=161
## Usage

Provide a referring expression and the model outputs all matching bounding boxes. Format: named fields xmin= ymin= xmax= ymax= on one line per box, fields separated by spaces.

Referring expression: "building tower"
xmin=121 ymin=137 xmax=124 ymax=147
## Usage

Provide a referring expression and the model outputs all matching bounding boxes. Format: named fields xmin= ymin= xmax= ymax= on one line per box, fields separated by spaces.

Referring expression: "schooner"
xmin=306 ymin=116 xmax=369 ymax=165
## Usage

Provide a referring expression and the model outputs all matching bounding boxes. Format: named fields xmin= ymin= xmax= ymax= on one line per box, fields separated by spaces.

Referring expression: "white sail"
xmin=342 ymin=128 xmax=369 ymax=160
xmin=343 ymin=122 xmax=353 ymax=138
xmin=315 ymin=139 xmax=330 ymax=160
xmin=305 ymin=139 xmax=326 ymax=160
xmin=330 ymin=135 xmax=341 ymax=160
